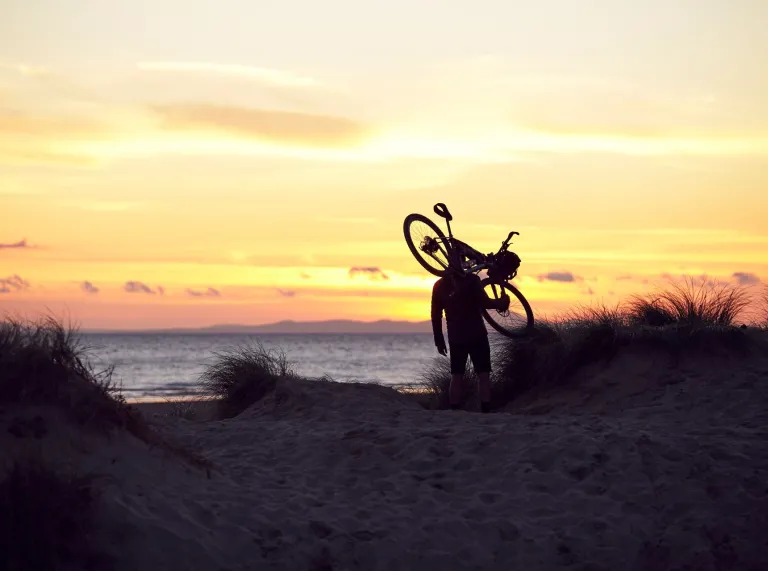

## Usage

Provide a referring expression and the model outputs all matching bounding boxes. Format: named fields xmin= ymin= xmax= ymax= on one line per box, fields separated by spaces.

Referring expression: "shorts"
xmin=449 ymin=339 xmax=492 ymax=375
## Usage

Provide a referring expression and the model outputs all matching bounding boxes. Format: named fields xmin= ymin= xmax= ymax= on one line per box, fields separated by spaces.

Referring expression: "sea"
xmin=81 ymin=333 xmax=439 ymax=400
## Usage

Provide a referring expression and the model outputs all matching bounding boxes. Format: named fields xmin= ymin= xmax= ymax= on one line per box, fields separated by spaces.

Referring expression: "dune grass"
xmin=199 ymin=343 xmax=293 ymax=419
xmin=626 ymin=277 xmax=752 ymax=327
xmin=419 ymin=279 xmax=758 ymax=410
xmin=0 ymin=315 xmax=140 ymax=433
xmin=0 ymin=314 xmax=211 ymax=468
xmin=0 ymin=458 xmax=111 ymax=571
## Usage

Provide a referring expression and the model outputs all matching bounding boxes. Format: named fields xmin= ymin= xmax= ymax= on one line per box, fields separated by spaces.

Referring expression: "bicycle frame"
xmin=419 ymin=202 xmax=521 ymax=280
xmin=406 ymin=202 xmax=535 ymax=336
xmin=430 ymin=235 xmax=509 ymax=277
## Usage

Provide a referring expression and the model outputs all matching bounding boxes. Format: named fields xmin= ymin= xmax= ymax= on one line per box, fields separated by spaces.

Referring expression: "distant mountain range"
xmin=85 ymin=319 xmax=434 ymax=335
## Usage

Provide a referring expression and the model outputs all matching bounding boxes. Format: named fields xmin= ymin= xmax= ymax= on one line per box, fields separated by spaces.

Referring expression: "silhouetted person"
xmin=431 ymin=272 xmax=509 ymax=412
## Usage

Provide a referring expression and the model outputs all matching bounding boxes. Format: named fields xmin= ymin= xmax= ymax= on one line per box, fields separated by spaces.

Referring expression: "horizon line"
xmin=81 ymin=317 xmax=433 ymax=334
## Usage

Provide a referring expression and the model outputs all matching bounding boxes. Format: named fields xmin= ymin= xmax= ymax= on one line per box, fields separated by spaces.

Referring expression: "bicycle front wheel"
xmin=481 ymin=278 xmax=534 ymax=338
xmin=403 ymin=213 xmax=451 ymax=277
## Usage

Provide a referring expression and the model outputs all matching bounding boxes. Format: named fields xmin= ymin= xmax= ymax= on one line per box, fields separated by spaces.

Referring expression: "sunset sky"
xmin=1 ymin=0 xmax=767 ymax=329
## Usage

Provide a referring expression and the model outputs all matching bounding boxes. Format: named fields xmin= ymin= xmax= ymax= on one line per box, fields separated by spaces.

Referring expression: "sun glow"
xmin=2 ymin=0 xmax=767 ymax=328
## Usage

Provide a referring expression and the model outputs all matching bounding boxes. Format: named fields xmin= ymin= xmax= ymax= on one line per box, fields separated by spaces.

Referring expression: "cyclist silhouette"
xmin=431 ymin=265 xmax=509 ymax=413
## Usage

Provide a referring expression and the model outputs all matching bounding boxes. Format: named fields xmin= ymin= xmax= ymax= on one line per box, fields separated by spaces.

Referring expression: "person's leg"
xmin=449 ymin=344 xmax=469 ymax=409
xmin=477 ymin=372 xmax=491 ymax=407
xmin=449 ymin=374 xmax=464 ymax=409
xmin=469 ymin=338 xmax=493 ymax=413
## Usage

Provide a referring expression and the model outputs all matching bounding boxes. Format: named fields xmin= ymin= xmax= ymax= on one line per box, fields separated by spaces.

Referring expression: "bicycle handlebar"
xmin=500 ymin=231 xmax=519 ymax=250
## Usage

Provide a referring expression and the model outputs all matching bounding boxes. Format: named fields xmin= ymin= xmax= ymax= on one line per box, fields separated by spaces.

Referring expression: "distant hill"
xmin=85 ymin=319 xmax=434 ymax=335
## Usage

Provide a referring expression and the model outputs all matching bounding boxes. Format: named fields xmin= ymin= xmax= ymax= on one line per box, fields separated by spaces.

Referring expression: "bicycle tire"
xmin=480 ymin=277 xmax=535 ymax=338
xmin=403 ymin=213 xmax=452 ymax=277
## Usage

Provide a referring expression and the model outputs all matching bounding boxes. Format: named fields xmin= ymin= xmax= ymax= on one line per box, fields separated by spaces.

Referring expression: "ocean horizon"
xmin=82 ymin=332 xmax=439 ymax=399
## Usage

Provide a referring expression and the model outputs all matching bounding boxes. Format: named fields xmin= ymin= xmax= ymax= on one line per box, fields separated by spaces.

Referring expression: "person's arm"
xmin=472 ymin=275 xmax=509 ymax=310
xmin=431 ymin=280 xmax=447 ymax=353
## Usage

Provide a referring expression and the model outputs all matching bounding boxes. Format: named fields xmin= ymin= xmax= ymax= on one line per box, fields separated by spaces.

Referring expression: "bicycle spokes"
xmin=409 ymin=221 xmax=449 ymax=269
xmin=489 ymin=283 xmax=510 ymax=316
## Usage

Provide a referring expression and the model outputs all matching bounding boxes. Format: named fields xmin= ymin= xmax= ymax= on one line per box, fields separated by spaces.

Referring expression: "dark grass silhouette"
xmin=199 ymin=343 xmax=293 ymax=419
xmin=0 ymin=315 xmax=138 ymax=432
xmin=625 ymin=277 xmax=751 ymax=327
xmin=418 ymin=279 xmax=758 ymax=410
xmin=0 ymin=458 xmax=112 ymax=571
xmin=1 ymin=315 xmax=212 ymax=570
xmin=0 ymin=315 xmax=210 ymax=466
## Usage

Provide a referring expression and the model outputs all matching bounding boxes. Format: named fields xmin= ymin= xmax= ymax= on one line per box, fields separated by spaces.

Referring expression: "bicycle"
xmin=403 ymin=203 xmax=535 ymax=338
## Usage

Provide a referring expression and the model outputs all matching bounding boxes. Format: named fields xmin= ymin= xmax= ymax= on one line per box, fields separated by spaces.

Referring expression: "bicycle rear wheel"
xmin=403 ymin=213 xmax=451 ymax=277
xmin=480 ymin=278 xmax=534 ymax=338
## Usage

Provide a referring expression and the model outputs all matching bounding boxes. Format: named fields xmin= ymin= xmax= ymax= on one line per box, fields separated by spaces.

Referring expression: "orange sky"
xmin=2 ymin=0 xmax=767 ymax=329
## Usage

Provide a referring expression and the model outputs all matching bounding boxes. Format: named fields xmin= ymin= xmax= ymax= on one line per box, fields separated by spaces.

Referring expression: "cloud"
xmin=0 ymin=147 xmax=99 ymax=167
xmin=731 ymin=272 xmax=761 ymax=286
xmin=148 ymin=104 xmax=368 ymax=147
xmin=80 ymin=281 xmax=99 ymax=294
xmin=537 ymin=271 xmax=581 ymax=283
xmin=348 ymin=266 xmax=390 ymax=281
xmin=0 ymin=110 xmax=106 ymax=166
xmin=0 ymin=62 xmax=49 ymax=76
xmin=615 ymin=274 xmax=634 ymax=281
xmin=300 ymin=272 xmax=312 ymax=280
xmin=186 ymin=287 xmax=222 ymax=297
xmin=276 ymin=288 xmax=296 ymax=297
xmin=137 ymin=61 xmax=320 ymax=88
xmin=123 ymin=281 xmax=159 ymax=294
xmin=157 ymin=285 xmax=165 ymax=296
xmin=0 ymin=274 xmax=30 ymax=293
xmin=0 ymin=111 xmax=104 ymax=138
xmin=0 ymin=239 xmax=30 ymax=249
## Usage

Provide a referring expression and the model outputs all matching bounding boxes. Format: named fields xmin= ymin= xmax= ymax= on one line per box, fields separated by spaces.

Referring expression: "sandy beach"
xmin=4 ymin=342 xmax=767 ymax=571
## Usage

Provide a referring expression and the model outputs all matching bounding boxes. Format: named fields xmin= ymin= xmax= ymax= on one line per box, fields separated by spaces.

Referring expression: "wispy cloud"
xmin=0 ymin=62 xmax=48 ymax=76
xmin=0 ymin=239 xmax=30 ymax=249
xmin=537 ymin=271 xmax=581 ymax=283
xmin=0 ymin=109 xmax=106 ymax=166
xmin=0 ymin=274 xmax=30 ymax=293
xmin=137 ymin=61 xmax=320 ymax=88
xmin=0 ymin=111 xmax=104 ymax=138
xmin=0 ymin=147 xmax=99 ymax=167
xmin=349 ymin=266 xmax=390 ymax=281
xmin=80 ymin=281 xmax=99 ymax=294
xmin=148 ymin=104 xmax=368 ymax=147
xmin=732 ymin=272 xmax=761 ymax=286
xmin=186 ymin=287 xmax=222 ymax=297
xmin=123 ymin=281 xmax=161 ymax=295
xmin=276 ymin=288 xmax=296 ymax=297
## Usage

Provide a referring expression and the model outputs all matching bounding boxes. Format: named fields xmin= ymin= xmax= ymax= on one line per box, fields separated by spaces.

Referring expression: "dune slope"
xmin=3 ymin=345 xmax=767 ymax=570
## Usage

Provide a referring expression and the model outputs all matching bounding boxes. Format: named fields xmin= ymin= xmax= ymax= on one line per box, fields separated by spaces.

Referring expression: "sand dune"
xmin=3 ymin=346 xmax=768 ymax=570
